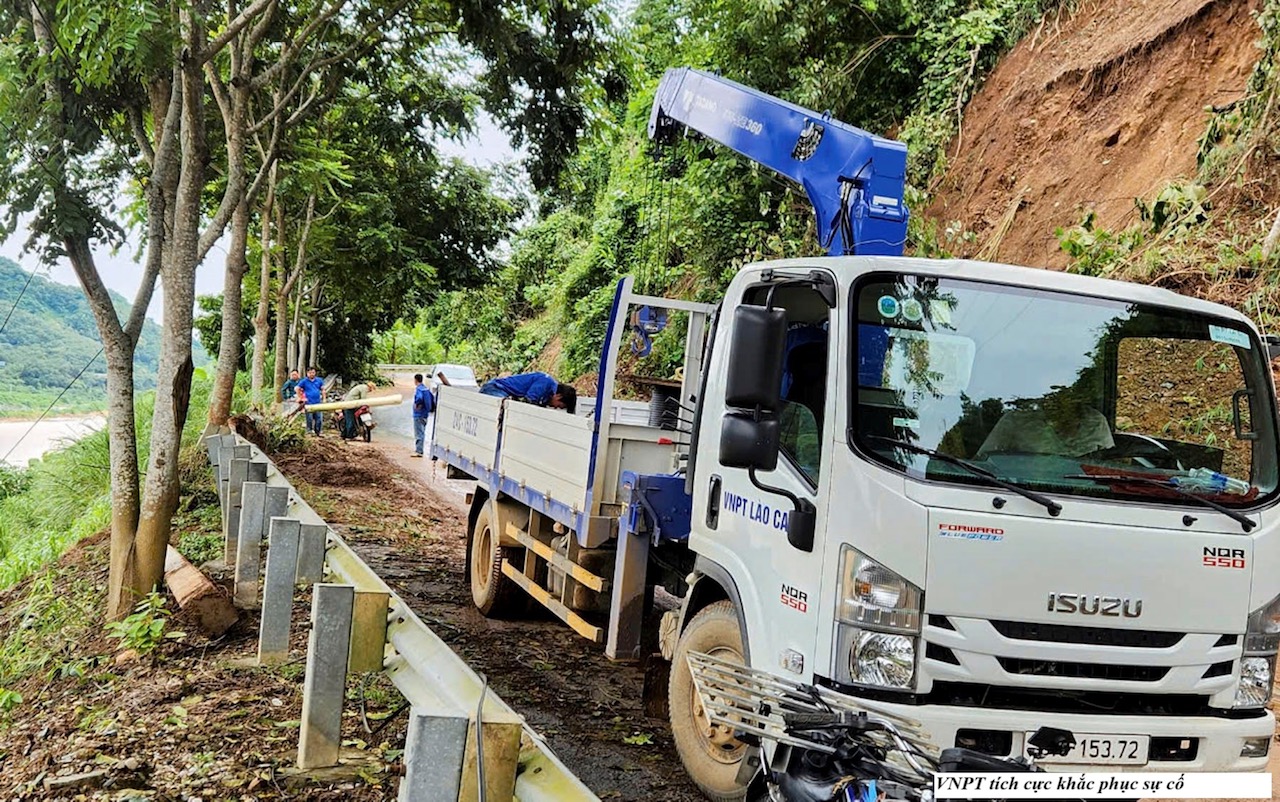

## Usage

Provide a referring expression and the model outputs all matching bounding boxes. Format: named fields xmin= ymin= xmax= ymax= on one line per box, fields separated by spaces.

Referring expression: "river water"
xmin=0 ymin=415 xmax=106 ymax=467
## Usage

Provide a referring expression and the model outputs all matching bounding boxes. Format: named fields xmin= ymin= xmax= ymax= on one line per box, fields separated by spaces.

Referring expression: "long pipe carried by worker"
xmin=303 ymin=394 xmax=404 ymax=413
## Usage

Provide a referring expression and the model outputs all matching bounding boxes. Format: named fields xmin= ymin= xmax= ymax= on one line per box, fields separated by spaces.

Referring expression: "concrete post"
xmin=248 ymin=461 xmax=268 ymax=484
xmin=398 ymin=705 xmax=468 ymax=802
xmin=218 ymin=439 xmax=243 ymax=509
xmin=296 ymin=523 xmax=328 ymax=586
xmin=204 ymin=434 xmax=221 ymax=469
xmin=258 ymin=517 xmax=301 ymax=664
xmin=234 ymin=482 xmax=267 ymax=607
xmin=297 ymin=583 xmax=355 ymax=770
xmin=225 ymin=457 xmax=250 ymax=565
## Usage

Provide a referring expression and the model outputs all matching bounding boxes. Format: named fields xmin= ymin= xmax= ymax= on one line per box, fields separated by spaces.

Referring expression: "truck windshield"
xmin=852 ymin=274 xmax=1280 ymax=510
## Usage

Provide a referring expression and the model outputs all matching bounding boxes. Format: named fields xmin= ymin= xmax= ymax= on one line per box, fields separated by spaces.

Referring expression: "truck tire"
xmin=469 ymin=503 xmax=522 ymax=617
xmin=669 ymin=600 xmax=748 ymax=802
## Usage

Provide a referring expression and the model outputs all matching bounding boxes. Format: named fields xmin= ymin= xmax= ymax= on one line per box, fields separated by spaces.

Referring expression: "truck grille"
xmin=997 ymin=656 xmax=1169 ymax=682
xmin=928 ymin=681 xmax=1219 ymax=717
xmin=990 ymin=620 xmax=1184 ymax=649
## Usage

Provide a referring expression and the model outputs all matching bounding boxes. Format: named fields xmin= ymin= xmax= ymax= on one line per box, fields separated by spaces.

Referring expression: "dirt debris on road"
xmin=274 ymin=436 xmax=705 ymax=801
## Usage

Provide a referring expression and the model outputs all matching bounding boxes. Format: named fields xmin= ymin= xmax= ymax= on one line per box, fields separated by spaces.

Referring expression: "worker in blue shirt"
xmin=479 ymin=371 xmax=577 ymax=414
xmin=411 ymin=373 xmax=434 ymax=457
xmin=281 ymin=369 xmax=300 ymax=403
xmin=297 ymin=367 xmax=326 ymax=436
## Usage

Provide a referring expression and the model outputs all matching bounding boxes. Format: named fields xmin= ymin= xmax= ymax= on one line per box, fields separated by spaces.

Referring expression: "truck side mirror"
xmin=719 ymin=411 xmax=780 ymax=471
xmin=725 ymin=304 xmax=787 ymax=411
xmin=787 ymin=500 xmax=816 ymax=552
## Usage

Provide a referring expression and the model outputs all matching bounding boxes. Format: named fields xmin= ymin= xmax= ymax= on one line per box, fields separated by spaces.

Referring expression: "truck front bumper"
xmin=864 ymin=698 xmax=1275 ymax=772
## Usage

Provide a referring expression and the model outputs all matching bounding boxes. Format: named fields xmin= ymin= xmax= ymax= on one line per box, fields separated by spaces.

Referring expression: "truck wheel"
xmin=669 ymin=600 xmax=748 ymax=802
xmin=468 ymin=504 xmax=522 ymax=617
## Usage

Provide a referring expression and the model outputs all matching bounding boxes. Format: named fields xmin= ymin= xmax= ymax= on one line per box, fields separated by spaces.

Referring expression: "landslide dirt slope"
xmin=923 ymin=0 xmax=1262 ymax=268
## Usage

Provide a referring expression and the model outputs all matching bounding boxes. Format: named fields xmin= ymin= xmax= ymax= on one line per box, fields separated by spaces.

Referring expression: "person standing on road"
xmin=298 ymin=367 xmax=326 ymax=436
xmin=478 ymin=371 xmax=577 ymax=414
xmin=341 ymin=380 xmax=376 ymax=439
xmin=412 ymin=373 xmax=434 ymax=457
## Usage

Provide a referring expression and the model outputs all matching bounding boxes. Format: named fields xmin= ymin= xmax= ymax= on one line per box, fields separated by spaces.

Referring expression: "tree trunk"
xmin=250 ymin=162 xmax=277 ymax=405
xmin=308 ymin=282 xmax=321 ymax=370
xmin=64 ymin=237 xmax=145 ymax=620
xmin=207 ymin=196 xmax=250 ymax=424
xmin=273 ymin=286 xmax=290 ymax=394
xmin=134 ymin=10 xmax=207 ymax=600
xmin=272 ymin=201 xmax=290 ymax=394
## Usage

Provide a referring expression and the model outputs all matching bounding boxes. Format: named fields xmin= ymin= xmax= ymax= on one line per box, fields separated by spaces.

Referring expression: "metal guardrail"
xmin=204 ymin=427 xmax=598 ymax=802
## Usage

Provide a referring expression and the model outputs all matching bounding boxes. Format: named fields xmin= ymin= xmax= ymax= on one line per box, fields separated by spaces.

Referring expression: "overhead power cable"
xmin=2 ymin=347 xmax=103 ymax=465
xmin=0 ymin=264 xmax=44 ymax=336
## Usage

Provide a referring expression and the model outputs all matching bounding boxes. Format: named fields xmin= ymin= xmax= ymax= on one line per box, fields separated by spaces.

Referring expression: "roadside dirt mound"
xmin=923 ymin=0 xmax=1262 ymax=268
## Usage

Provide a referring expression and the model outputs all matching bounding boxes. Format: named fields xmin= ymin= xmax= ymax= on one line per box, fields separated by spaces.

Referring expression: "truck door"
xmin=691 ymin=278 xmax=835 ymax=678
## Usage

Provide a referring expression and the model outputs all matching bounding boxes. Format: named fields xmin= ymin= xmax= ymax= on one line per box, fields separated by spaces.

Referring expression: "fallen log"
xmin=302 ymin=393 xmax=403 ymax=413
xmin=164 ymin=545 xmax=239 ymax=637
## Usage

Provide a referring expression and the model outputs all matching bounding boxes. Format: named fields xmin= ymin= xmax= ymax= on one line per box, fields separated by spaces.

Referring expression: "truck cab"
xmin=671 ymin=254 xmax=1280 ymax=798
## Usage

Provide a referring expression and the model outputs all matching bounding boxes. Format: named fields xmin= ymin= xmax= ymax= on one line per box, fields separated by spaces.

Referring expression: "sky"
xmin=0 ymin=108 xmax=524 ymax=325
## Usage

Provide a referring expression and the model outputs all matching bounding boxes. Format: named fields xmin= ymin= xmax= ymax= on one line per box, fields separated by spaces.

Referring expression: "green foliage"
xmin=104 ymin=592 xmax=185 ymax=655
xmin=0 ymin=257 xmax=180 ymax=414
xmin=193 ymin=293 xmax=250 ymax=372
xmin=0 ymin=567 xmax=100 ymax=699
xmin=0 ymin=687 xmax=21 ymax=713
xmin=0 ymin=374 xmax=213 ymax=590
xmin=394 ymin=0 xmax=1066 ymax=381
xmin=1056 ymin=181 xmax=1213 ymax=278
xmin=1197 ymin=0 xmax=1280 ymax=179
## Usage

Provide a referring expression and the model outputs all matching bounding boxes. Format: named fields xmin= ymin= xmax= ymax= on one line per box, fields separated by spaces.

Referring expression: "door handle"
xmin=707 ymin=474 xmax=721 ymax=529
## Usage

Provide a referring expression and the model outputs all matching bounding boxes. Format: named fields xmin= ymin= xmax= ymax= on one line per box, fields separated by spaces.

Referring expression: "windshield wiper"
xmin=866 ymin=435 xmax=1062 ymax=516
xmin=1064 ymin=473 xmax=1256 ymax=533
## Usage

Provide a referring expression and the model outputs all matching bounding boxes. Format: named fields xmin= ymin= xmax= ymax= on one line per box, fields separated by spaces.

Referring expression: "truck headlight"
xmin=852 ymin=631 xmax=916 ymax=688
xmin=1234 ymin=593 xmax=1280 ymax=708
xmin=837 ymin=545 xmax=922 ymax=633
xmin=835 ymin=546 xmax=923 ymax=690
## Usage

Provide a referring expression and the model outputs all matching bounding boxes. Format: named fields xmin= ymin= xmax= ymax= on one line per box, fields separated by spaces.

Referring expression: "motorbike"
xmin=331 ymin=404 xmax=376 ymax=442
xmin=687 ymin=651 xmax=1089 ymax=802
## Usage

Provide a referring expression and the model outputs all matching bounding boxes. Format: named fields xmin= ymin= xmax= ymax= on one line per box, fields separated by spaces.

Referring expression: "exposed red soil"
xmin=924 ymin=0 xmax=1262 ymax=268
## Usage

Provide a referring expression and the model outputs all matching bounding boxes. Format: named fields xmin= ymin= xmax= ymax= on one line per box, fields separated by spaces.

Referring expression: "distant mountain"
xmin=0 ymin=257 xmax=208 ymax=415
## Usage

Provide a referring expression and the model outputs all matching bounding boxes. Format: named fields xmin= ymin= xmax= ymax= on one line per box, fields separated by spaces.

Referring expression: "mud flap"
xmin=737 ymin=745 xmax=765 ymax=789
xmin=641 ymin=652 xmax=670 ymax=719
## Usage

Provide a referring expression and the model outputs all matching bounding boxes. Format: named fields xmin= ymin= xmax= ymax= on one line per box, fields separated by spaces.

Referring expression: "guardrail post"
xmin=235 ymin=482 xmax=267 ymax=607
xmin=204 ymin=434 xmax=222 ymax=470
xmin=226 ymin=460 xmax=267 ymax=567
xmin=236 ymin=484 xmax=290 ymax=607
xmin=459 ymin=708 xmax=523 ymax=802
xmin=225 ymin=457 xmax=249 ymax=565
xmin=398 ymin=705 xmax=468 ymax=802
xmin=259 ymin=517 xmax=301 ymax=664
xmin=296 ymin=523 xmax=328 ymax=586
xmin=297 ymin=583 xmax=355 ymax=770
xmin=217 ymin=437 xmax=241 ymax=502
xmin=348 ymin=590 xmax=390 ymax=673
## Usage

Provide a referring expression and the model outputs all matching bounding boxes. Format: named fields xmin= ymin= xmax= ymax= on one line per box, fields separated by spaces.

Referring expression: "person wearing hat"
xmin=341 ymin=380 xmax=377 ymax=439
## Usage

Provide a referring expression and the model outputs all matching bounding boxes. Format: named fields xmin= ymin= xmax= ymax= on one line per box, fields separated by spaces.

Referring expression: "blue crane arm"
xmin=647 ymin=67 xmax=909 ymax=256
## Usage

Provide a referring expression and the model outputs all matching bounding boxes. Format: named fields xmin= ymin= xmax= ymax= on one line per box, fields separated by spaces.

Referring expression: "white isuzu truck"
xmin=430 ymin=67 xmax=1280 ymax=801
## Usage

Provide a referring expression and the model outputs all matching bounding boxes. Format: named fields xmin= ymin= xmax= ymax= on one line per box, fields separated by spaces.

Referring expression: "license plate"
xmin=1026 ymin=732 xmax=1148 ymax=765
xmin=360 ymin=414 xmax=372 ymax=424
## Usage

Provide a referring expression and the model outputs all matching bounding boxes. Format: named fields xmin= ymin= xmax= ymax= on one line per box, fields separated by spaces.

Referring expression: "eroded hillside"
xmin=924 ymin=0 xmax=1262 ymax=269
